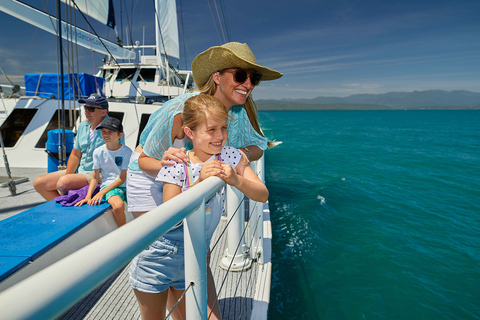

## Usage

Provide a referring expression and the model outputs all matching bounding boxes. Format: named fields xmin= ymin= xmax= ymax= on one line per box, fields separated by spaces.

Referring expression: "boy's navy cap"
xmin=78 ymin=94 xmax=109 ymax=110
xmin=97 ymin=117 xmax=123 ymax=133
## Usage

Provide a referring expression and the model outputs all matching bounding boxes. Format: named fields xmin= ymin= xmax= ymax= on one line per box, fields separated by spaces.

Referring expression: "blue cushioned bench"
xmin=0 ymin=200 xmax=111 ymax=282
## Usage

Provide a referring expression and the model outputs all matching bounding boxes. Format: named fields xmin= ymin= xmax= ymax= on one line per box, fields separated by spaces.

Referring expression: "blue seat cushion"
xmin=0 ymin=200 xmax=110 ymax=282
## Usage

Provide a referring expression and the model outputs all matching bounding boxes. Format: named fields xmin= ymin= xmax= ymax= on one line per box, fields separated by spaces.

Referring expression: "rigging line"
xmin=219 ymin=0 xmax=231 ymax=42
xmin=73 ymin=7 xmax=79 ymax=130
xmin=177 ymin=0 xmax=189 ymax=68
xmin=67 ymin=1 xmax=143 ymax=97
xmin=209 ymin=196 xmax=244 ymax=253
xmin=163 ymin=282 xmax=193 ymax=320
xmin=123 ymin=0 xmax=134 ymax=50
xmin=65 ymin=1 xmax=75 ymax=132
xmin=212 ymin=0 xmax=226 ymax=43
xmin=226 ymin=202 xmax=261 ymax=319
xmin=215 ymin=201 xmax=252 ymax=293
xmin=206 ymin=0 xmax=223 ymax=44
xmin=78 ymin=0 xmax=100 ymax=91
xmin=21 ymin=28 xmax=39 ymax=74
xmin=208 ymin=197 xmax=247 ymax=317
xmin=0 ymin=67 xmax=16 ymax=87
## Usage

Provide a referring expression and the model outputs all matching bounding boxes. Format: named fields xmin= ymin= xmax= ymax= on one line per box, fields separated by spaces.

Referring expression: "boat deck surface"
xmin=1 ymin=167 xmax=260 ymax=319
xmin=0 ymin=167 xmax=46 ymax=221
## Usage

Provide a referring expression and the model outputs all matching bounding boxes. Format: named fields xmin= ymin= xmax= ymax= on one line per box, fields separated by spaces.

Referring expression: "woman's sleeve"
xmin=142 ymin=92 xmax=200 ymax=160
xmin=227 ymin=108 xmax=268 ymax=150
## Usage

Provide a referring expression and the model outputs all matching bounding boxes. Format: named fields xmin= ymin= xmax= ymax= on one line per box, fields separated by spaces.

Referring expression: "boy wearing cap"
xmin=34 ymin=94 xmax=124 ymax=201
xmin=75 ymin=117 xmax=132 ymax=227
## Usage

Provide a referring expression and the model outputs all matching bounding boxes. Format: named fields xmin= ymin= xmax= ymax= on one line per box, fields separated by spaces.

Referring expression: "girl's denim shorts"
xmin=129 ymin=236 xmax=185 ymax=293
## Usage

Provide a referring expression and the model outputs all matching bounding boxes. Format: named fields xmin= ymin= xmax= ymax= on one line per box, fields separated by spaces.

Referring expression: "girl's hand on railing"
xmin=217 ymin=161 xmax=239 ymax=187
xmin=198 ymin=160 xmax=224 ymax=183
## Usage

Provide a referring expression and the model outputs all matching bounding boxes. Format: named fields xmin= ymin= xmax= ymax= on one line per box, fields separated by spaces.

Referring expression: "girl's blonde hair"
xmin=196 ymin=75 xmax=265 ymax=139
xmin=182 ymin=94 xmax=229 ymax=131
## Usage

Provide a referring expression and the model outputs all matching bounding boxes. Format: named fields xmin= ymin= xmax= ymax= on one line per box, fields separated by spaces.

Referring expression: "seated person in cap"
xmin=75 ymin=117 xmax=132 ymax=227
xmin=34 ymin=94 xmax=124 ymax=201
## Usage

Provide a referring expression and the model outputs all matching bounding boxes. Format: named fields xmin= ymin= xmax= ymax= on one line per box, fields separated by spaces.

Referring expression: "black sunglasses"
xmin=84 ymin=106 xmax=103 ymax=112
xmin=221 ymin=68 xmax=262 ymax=86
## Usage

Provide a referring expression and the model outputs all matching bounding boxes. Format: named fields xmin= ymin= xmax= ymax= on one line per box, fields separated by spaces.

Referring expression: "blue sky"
xmin=0 ymin=0 xmax=479 ymax=99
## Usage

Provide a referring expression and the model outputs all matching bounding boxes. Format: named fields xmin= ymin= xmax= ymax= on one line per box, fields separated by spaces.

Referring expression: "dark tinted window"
xmin=0 ymin=109 xmax=37 ymax=147
xmin=136 ymin=114 xmax=151 ymax=146
xmin=115 ymin=68 xmax=137 ymax=82
xmin=35 ymin=110 xmax=80 ymax=148
xmin=138 ymin=69 xmax=156 ymax=82
xmin=108 ymin=112 xmax=124 ymax=123
xmin=102 ymin=69 xmax=115 ymax=81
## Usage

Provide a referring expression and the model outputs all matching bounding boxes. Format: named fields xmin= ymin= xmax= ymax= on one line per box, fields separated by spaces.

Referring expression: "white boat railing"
xmin=0 ymin=157 xmax=266 ymax=320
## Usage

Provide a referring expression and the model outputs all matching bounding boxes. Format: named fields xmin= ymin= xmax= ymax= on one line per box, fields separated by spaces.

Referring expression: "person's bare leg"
xmin=132 ymin=211 xmax=148 ymax=219
xmin=108 ymin=195 xmax=126 ymax=227
xmin=133 ymin=289 xmax=168 ymax=320
xmin=167 ymin=287 xmax=186 ymax=320
xmin=33 ymin=171 xmax=62 ymax=201
xmin=56 ymin=173 xmax=89 ymax=195
xmin=168 ymin=287 xmax=186 ymax=320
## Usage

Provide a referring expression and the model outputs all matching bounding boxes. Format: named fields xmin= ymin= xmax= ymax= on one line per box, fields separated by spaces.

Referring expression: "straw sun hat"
xmin=192 ymin=42 xmax=283 ymax=88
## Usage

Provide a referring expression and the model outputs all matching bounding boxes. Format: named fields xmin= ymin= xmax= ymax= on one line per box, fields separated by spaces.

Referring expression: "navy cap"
xmin=97 ymin=117 xmax=123 ymax=133
xmin=78 ymin=94 xmax=109 ymax=110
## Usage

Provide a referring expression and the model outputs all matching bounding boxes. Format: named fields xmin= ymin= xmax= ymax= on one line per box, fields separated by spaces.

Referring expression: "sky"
xmin=0 ymin=0 xmax=479 ymax=100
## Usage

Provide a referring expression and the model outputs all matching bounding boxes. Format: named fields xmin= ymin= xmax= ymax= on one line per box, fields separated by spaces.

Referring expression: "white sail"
xmin=0 ymin=0 xmax=134 ymax=60
xmin=60 ymin=0 xmax=115 ymax=29
xmin=156 ymin=0 xmax=179 ymax=59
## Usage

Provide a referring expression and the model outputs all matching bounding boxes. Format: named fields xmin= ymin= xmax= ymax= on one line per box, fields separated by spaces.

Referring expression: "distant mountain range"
xmin=256 ymin=90 xmax=480 ymax=110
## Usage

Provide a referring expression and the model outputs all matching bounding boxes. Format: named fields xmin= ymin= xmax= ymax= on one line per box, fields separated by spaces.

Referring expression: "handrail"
xmin=0 ymin=157 xmax=266 ymax=319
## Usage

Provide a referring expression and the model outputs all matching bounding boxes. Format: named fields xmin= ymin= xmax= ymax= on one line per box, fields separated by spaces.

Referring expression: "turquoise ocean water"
xmin=260 ymin=110 xmax=480 ymax=320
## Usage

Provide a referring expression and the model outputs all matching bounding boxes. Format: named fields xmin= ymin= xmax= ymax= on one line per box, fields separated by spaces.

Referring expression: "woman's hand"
xmin=161 ymin=147 xmax=188 ymax=166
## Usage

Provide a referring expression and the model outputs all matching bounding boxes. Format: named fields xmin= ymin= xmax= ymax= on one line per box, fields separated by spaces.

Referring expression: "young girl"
xmin=129 ymin=94 xmax=269 ymax=319
xmin=75 ymin=117 xmax=132 ymax=227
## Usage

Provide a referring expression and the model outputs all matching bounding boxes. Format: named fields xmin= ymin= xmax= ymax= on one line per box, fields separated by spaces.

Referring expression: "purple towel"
xmin=55 ymin=184 xmax=101 ymax=207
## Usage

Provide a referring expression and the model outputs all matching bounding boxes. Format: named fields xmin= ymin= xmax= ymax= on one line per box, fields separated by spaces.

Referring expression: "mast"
xmin=57 ymin=0 xmax=66 ymax=169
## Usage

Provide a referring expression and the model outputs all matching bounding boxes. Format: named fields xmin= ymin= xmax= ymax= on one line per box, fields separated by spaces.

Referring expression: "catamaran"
xmin=0 ymin=1 xmax=273 ymax=319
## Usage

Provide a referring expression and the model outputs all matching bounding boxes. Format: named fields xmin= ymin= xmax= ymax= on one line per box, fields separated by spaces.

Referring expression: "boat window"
xmin=136 ymin=113 xmax=151 ymax=146
xmin=102 ymin=69 xmax=115 ymax=81
xmin=0 ymin=109 xmax=37 ymax=147
xmin=115 ymin=68 xmax=137 ymax=82
xmin=108 ymin=112 xmax=124 ymax=124
xmin=35 ymin=110 xmax=80 ymax=149
xmin=138 ymin=69 xmax=156 ymax=82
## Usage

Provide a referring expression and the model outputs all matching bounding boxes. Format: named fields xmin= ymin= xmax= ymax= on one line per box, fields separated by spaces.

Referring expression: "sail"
xmin=61 ymin=0 xmax=115 ymax=29
xmin=156 ymin=0 xmax=179 ymax=59
xmin=0 ymin=0 xmax=134 ymax=59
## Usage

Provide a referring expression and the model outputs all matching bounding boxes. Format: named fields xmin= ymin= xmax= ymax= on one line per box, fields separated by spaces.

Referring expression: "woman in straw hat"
xmin=127 ymin=42 xmax=282 ymax=319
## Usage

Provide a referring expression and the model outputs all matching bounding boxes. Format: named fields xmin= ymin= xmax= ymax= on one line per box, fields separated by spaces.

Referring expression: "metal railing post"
xmin=184 ymin=200 xmax=207 ymax=319
xmin=220 ymin=185 xmax=252 ymax=271
xmin=249 ymin=158 xmax=265 ymax=264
